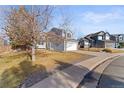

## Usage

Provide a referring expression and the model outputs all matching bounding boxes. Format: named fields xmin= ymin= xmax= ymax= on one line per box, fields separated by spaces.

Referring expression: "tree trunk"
xmin=46 ymin=37 xmax=49 ymax=50
xmin=65 ymin=31 xmax=67 ymax=52
xmin=64 ymin=40 xmax=67 ymax=52
xmin=32 ymin=45 xmax=35 ymax=62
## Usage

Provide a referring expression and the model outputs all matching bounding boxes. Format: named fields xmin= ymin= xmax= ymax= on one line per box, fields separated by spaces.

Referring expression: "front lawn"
xmin=102 ymin=48 xmax=124 ymax=53
xmin=80 ymin=48 xmax=124 ymax=53
xmin=0 ymin=49 xmax=93 ymax=88
xmin=80 ymin=48 xmax=103 ymax=52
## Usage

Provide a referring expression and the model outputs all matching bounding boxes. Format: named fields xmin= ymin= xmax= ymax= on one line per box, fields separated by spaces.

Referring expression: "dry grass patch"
xmin=80 ymin=48 xmax=124 ymax=53
xmin=0 ymin=49 xmax=93 ymax=87
xmin=102 ymin=48 xmax=124 ymax=53
xmin=35 ymin=50 xmax=93 ymax=71
xmin=80 ymin=48 xmax=103 ymax=52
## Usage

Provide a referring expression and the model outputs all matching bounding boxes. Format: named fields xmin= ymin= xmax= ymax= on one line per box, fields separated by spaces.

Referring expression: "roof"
xmin=112 ymin=34 xmax=124 ymax=37
xmin=82 ymin=31 xmax=116 ymax=41
xmin=50 ymin=27 xmax=63 ymax=33
xmin=85 ymin=31 xmax=106 ymax=38
xmin=49 ymin=27 xmax=73 ymax=36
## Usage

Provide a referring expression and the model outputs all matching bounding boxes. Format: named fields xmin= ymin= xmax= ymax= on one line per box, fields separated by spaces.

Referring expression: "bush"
xmin=102 ymin=48 xmax=112 ymax=53
xmin=80 ymin=48 xmax=103 ymax=52
xmin=119 ymin=43 xmax=124 ymax=48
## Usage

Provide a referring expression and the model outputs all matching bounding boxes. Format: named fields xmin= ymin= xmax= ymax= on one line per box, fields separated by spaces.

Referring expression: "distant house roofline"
xmin=49 ymin=27 xmax=73 ymax=35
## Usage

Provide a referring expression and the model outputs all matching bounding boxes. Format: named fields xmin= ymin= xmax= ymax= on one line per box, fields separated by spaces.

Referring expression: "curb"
xmin=30 ymin=54 xmax=119 ymax=88
xmin=77 ymin=55 xmax=120 ymax=88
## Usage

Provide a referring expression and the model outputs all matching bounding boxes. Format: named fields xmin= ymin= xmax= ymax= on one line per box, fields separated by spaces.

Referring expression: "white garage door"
xmin=66 ymin=41 xmax=78 ymax=51
xmin=105 ymin=43 xmax=115 ymax=48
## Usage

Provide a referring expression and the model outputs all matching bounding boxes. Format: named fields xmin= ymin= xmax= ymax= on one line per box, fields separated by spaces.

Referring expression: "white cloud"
xmin=82 ymin=9 xmax=124 ymax=24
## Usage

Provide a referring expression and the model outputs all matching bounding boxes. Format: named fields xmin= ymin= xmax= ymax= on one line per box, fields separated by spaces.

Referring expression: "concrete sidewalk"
xmin=28 ymin=51 xmax=119 ymax=88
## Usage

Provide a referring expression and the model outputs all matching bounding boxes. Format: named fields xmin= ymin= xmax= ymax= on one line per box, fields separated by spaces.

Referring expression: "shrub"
xmin=102 ymin=48 xmax=112 ymax=53
xmin=80 ymin=48 xmax=103 ymax=52
xmin=119 ymin=43 xmax=124 ymax=48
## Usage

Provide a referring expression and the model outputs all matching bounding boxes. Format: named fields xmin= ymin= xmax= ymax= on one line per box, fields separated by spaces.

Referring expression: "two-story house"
xmin=0 ymin=38 xmax=4 ymax=46
xmin=112 ymin=34 xmax=124 ymax=48
xmin=37 ymin=27 xmax=78 ymax=51
xmin=0 ymin=37 xmax=8 ymax=46
xmin=79 ymin=31 xmax=116 ymax=48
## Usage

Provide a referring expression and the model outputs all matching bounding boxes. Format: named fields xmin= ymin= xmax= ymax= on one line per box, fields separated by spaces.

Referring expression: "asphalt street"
xmin=98 ymin=56 xmax=124 ymax=88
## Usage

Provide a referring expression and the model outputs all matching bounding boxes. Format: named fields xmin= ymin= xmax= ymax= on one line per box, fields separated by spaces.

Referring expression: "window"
xmin=67 ymin=33 xmax=71 ymax=38
xmin=40 ymin=42 xmax=44 ymax=45
xmin=106 ymin=34 xmax=110 ymax=40
xmin=98 ymin=36 xmax=103 ymax=40
xmin=84 ymin=41 xmax=89 ymax=45
xmin=119 ymin=36 xmax=123 ymax=40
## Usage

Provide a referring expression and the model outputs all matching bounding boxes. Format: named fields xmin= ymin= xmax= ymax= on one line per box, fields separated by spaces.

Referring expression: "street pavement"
xmin=98 ymin=55 xmax=124 ymax=88
xmin=27 ymin=50 xmax=118 ymax=88
xmin=77 ymin=56 xmax=120 ymax=88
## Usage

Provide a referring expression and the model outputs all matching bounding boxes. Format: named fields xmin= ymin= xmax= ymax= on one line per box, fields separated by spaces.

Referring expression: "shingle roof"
xmin=83 ymin=31 xmax=115 ymax=41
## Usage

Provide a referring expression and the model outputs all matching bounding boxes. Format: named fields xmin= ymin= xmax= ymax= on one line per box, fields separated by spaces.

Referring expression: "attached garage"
xmin=105 ymin=41 xmax=115 ymax=48
xmin=66 ymin=40 xmax=78 ymax=51
xmin=37 ymin=40 xmax=78 ymax=51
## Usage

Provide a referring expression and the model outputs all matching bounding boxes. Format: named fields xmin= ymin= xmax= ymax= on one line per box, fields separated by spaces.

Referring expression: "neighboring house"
xmin=0 ymin=38 xmax=4 ymax=46
xmin=0 ymin=37 xmax=8 ymax=46
xmin=112 ymin=34 xmax=124 ymax=48
xmin=78 ymin=38 xmax=89 ymax=48
xmin=79 ymin=31 xmax=116 ymax=48
xmin=37 ymin=41 xmax=46 ymax=49
xmin=37 ymin=27 xmax=78 ymax=51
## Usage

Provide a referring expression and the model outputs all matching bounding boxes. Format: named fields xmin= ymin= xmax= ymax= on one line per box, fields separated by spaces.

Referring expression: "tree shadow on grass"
xmin=54 ymin=59 xmax=89 ymax=72
xmin=0 ymin=60 xmax=48 ymax=88
xmin=29 ymin=60 xmax=90 ymax=88
xmin=45 ymin=59 xmax=90 ymax=87
xmin=1 ymin=58 xmax=124 ymax=88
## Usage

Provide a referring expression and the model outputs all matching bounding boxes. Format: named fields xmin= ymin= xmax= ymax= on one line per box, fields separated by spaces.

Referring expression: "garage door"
xmin=66 ymin=41 xmax=78 ymax=51
xmin=105 ymin=43 xmax=115 ymax=48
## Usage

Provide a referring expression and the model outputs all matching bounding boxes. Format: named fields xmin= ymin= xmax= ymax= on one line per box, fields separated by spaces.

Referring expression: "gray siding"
xmin=48 ymin=41 xmax=64 ymax=51
xmin=95 ymin=41 xmax=105 ymax=48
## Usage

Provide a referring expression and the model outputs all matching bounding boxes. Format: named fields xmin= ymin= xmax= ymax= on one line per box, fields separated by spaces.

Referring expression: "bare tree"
xmin=59 ymin=12 xmax=73 ymax=51
xmin=30 ymin=6 xmax=54 ymax=61
xmin=3 ymin=5 xmax=53 ymax=62
xmin=45 ymin=30 xmax=65 ymax=50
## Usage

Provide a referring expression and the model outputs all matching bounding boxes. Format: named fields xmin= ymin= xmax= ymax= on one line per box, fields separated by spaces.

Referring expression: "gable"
xmin=105 ymin=33 xmax=110 ymax=40
xmin=97 ymin=31 xmax=105 ymax=35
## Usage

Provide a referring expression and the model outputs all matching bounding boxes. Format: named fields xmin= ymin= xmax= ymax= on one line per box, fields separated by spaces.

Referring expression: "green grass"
xmin=0 ymin=49 xmax=93 ymax=88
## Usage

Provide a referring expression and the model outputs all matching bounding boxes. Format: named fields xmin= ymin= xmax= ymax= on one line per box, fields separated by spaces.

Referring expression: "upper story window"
xmin=40 ymin=42 xmax=44 ymax=45
xmin=98 ymin=36 xmax=103 ymax=40
xmin=67 ymin=33 xmax=72 ymax=38
xmin=119 ymin=36 xmax=123 ymax=40
xmin=116 ymin=37 xmax=118 ymax=41
xmin=106 ymin=34 xmax=110 ymax=40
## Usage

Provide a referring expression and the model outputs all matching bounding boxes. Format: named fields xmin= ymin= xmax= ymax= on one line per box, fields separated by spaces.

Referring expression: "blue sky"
xmin=0 ymin=5 xmax=124 ymax=39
